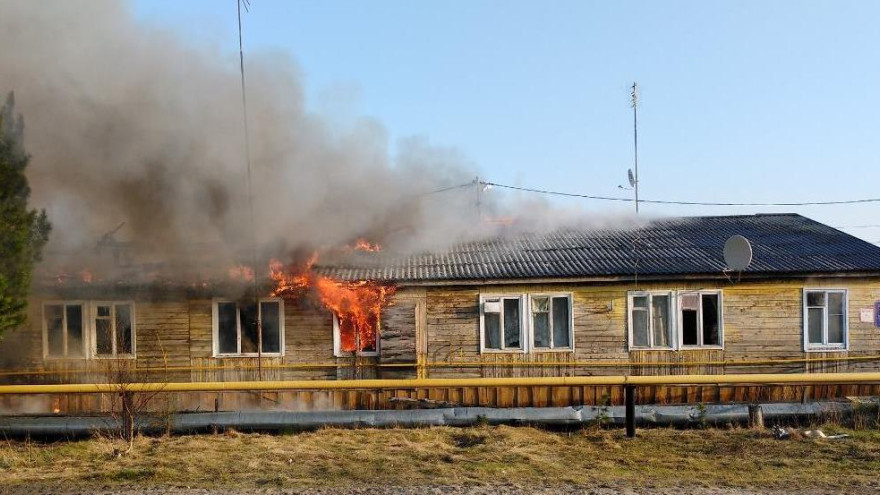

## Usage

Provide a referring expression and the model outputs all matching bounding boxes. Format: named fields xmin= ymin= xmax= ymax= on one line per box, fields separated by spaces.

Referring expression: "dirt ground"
xmin=0 ymin=486 xmax=865 ymax=495
xmin=0 ymin=486 xmax=866 ymax=495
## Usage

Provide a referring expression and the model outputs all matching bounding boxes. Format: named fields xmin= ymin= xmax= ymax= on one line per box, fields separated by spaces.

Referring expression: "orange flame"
xmin=55 ymin=269 xmax=95 ymax=285
xmin=270 ymin=251 xmax=394 ymax=354
xmin=228 ymin=265 xmax=255 ymax=282
xmin=353 ymin=238 xmax=381 ymax=252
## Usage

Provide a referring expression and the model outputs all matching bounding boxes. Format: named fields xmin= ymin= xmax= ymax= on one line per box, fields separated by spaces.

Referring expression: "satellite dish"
xmin=627 ymin=169 xmax=636 ymax=188
xmin=723 ymin=235 xmax=753 ymax=271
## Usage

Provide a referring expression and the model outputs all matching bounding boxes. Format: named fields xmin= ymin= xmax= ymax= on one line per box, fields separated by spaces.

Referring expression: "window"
xmin=804 ymin=289 xmax=847 ymax=350
xmin=213 ymin=299 xmax=284 ymax=356
xmin=481 ymin=296 xmax=523 ymax=351
xmin=628 ymin=292 xmax=673 ymax=349
xmin=530 ymin=295 xmax=572 ymax=350
xmin=92 ymin=302 xmax=135 ymax=357
xmin=333 ymin=313 xmax=379 ymax=356
xmin=43 ymin=302 xmax=86 ymax=358
xmin=679 ymin=292 xmax=722 ymax=348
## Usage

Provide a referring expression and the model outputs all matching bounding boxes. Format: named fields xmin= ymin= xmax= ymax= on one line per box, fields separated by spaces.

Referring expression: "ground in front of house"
xmin=0 ymin=425 xmax=879 ymax=494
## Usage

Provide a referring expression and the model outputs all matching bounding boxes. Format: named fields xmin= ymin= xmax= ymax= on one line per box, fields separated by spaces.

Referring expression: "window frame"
xmin=803 ymin=289 xmax=849 ymax=352
xmin=89 ymin=301 xmax=137 ymax=359
xmin=677 ymin=290 xmax=724 ymax=350
xmin=332 ymin=313 xmax=380 ymax=357
xmin=528 ymin=293 xmax=575 ymax=352
xmin=212 ymin=298 xmax=285 ymax=358
xmin=479 ymin=294 xmax=526 ymax=354
xmin=627 ymin=291 xmax=675 ymax=351
xmin=42 ymin=301 xmax=88 ymax=360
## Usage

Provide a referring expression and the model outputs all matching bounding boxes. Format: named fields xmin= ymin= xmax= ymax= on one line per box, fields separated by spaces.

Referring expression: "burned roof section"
xmin=316 ymin=214 xmax=880 ymax=283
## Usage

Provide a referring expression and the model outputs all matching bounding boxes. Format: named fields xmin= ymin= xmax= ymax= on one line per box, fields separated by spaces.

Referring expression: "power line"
xmin=237 ymin=0 xmax=262 ymax=379
xmin=420 ymin=182 xmax=474 ymax=196
xmin=480 ymin=181 xmax=880 ymax=207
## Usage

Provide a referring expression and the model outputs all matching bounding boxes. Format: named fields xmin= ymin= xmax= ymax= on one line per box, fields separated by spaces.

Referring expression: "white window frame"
xmin=479 ymin=294 xmax=526 ymax=353
xmin=627 ymin=291 xmax=675 ymax=350
xmin=528 ymin=293 xmax=574 ymax=351
xmin=333 ymin=313 xmax=380 ymax=357
xmin=212 ymin=298 xmax=285 ymax=357
xmin=677 ymin=290 xmax=724 ymax=349
xmin=90 ymin=301 xmax=137 ymax=358
xmin=803 ymin=289 xmax=849 ymax=352
xmin=42 ymin=301 xmax=88 ymax=359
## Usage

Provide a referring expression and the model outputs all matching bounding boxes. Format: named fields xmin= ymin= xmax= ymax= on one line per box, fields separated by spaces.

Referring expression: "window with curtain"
xmin=531 ymin=295 xmax=572 ymax=350
xmin=805 ymin=290 xmax=847 ymax=350
xmin=44 ymin=303 xmax=85 ymax=358
xmin=481 ymin=296 xmax=523 ymax=351
xmin=628 ymin=292 xmax=673 ymax=349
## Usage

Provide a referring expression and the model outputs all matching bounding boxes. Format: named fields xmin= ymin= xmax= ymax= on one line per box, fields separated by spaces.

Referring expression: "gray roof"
xmin=316 ymin=214 xmax=880 ymax=283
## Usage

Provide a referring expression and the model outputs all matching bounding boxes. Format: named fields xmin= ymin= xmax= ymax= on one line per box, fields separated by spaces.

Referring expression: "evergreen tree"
xmin=0 ymin=92 xmax=51 ymax=338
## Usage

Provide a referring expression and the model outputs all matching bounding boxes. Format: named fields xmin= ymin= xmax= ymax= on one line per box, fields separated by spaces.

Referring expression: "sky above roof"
xmin=131 ymin=0 xmax=880 ymax=245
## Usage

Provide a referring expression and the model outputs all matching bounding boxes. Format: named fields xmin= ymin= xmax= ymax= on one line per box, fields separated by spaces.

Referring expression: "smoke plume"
xmin=0 ymin=1 xmax=630 ymax=278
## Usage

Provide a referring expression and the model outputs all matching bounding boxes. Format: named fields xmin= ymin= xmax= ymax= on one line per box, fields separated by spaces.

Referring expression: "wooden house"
xmin=3 ymin=213 xmax=880 ymax=412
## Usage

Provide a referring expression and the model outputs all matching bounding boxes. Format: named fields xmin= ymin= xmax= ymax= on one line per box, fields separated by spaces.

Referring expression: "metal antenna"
xmin=631 ymin=82 xmax=640 ymax=214
xmin=237 ymin=0 xmax=262 ymax=380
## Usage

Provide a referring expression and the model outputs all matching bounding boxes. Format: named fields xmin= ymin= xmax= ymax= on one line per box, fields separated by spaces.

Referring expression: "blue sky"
xmin=131 ymin=0 xmax=880 ymax=243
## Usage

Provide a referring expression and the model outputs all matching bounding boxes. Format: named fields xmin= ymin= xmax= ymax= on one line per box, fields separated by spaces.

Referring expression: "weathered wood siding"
xmin=421 ymin=278 xmax=880 ymax=377
xmin=2 ymin=278 xmax=880 ymax=393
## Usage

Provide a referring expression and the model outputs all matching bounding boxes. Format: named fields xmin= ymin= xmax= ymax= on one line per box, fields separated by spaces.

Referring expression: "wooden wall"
xmin=2 ymin=278 xmax=880 ymax=392
xmin=421 ymin=278 xmax=880 ymax=378
xmin=6 ymin=382 xmax=880 ymax=416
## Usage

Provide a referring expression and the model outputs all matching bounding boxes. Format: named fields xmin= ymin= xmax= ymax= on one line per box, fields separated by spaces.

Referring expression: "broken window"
xmin=805 ymin=290 xmax=847 ymax=349
xmin=214 ymin=299 xmax=284 ymax=356
xmin=680 ymin=292 xmax=721 ymax=348
xmin=481 ymin=296 xmax=523 ymax=351
xmin=44 ymin=303 xmax=85 ymax=358
xmin=628 ymin=292 xmax=673 ymax=350
xmin=531 ymin=295 xmax=572 ymax=349
xmin=333 ymin=312 xmax=379 ymax=356
xmin=93 ymin=302 xmax=134 ymax=356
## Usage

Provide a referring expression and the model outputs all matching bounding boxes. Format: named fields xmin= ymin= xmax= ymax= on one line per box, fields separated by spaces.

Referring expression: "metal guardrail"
xmin=3 ymin=372 xmax=880 ymax=438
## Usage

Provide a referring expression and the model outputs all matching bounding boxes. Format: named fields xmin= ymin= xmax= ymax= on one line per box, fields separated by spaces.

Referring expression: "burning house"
xmin=2 ymin=213 xmax=880 ymax=414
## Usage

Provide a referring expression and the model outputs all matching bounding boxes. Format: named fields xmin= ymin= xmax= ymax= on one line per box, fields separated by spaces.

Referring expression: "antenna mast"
xmin=631 ymin=82 xmax=640 ymax=214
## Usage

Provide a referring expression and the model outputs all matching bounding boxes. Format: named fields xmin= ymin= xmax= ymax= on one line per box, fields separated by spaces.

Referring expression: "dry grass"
xmin=1 ymin=425 xmax=880 ymax=491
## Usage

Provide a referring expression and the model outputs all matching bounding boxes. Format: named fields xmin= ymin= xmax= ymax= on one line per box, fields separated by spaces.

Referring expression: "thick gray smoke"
xmin=0 ymin=1 xmax=632 ymax=278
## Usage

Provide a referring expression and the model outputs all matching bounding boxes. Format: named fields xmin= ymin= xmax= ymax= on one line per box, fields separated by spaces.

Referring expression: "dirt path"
xmin=0 ymin=486 xmax=855 ymax=495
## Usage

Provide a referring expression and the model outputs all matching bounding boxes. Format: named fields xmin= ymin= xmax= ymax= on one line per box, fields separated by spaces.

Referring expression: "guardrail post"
xmin=625 ymin=384 xmax=636 ymax=438
xmin=748 ymin=404 xmax=764 ymax=428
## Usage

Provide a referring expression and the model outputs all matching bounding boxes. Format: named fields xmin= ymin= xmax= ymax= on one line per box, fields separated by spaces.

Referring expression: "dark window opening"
xmin=701 ymin=294 xmax=720 ymax=346
xmin=46 ymin=305 xmax=65 ymax=357
xmin=485 ymin=312 xmax=502 ymax=350
xmin=503 ymin=298 xmax=521 ymax=348
xmin=217 ymin=302 xmax=238 ymax=354
xmin=239 ymin=303 xmax=259 ymax=354
xmin=216 ymin=300 xmax=283 ymax=355
xmin=261 ymin=302 xmax=281 ymax=353
xmin=682 ymin=310 xmax=698 ymax=346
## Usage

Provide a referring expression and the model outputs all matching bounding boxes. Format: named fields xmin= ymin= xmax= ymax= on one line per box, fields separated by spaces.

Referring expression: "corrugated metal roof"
xmin=316 ymin=214 xmax=880 ymax=283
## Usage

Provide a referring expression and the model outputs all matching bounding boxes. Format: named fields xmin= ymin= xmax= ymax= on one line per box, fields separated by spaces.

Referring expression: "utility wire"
xmin=237 ymin=0 xmax=262 ymax=380
xmin=481 ymin=181 xmax=880 ymax=207
xmin=420 ymin=182 xmax=474 ymax=196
